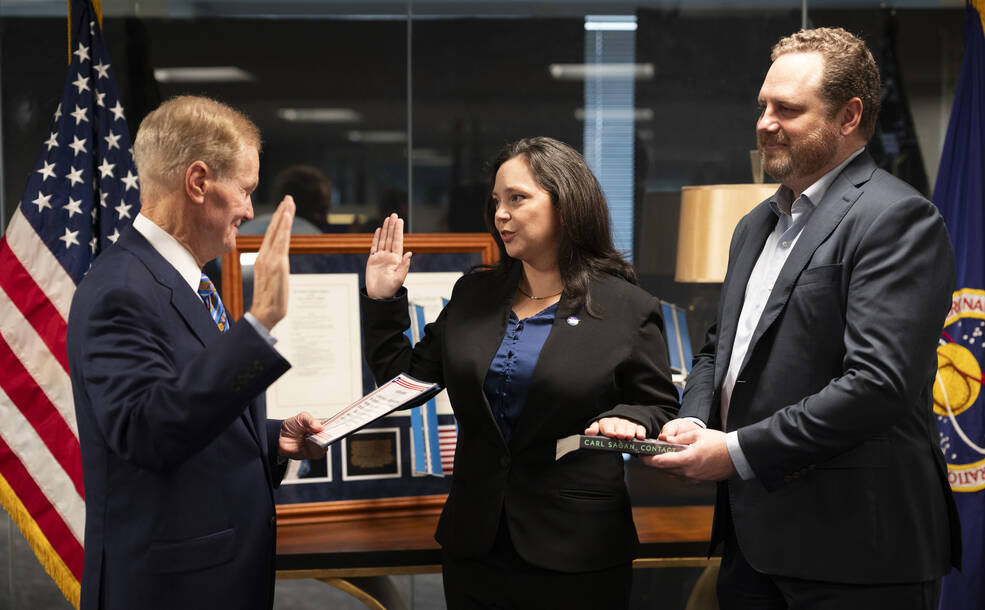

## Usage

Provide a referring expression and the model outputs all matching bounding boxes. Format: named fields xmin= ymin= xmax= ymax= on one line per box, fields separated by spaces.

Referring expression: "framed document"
xmin=221 ymin=233 xmax=497 ymax=518
xmin=265 ymin=273 xmax=362 ymax=420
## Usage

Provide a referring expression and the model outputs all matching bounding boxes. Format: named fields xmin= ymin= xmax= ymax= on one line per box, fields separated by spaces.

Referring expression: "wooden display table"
xmin=275 ymin=497 xmax=717 ymax=608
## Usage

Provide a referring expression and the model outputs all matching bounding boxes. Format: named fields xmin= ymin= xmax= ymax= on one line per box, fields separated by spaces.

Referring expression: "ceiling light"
xmin=549 ymin=63 xmax=654 ymax=80
xmin=412 ymin=149 xmax=452 ymax=167
xmin=575 ymin=108 xmax=655 ymax=121
xmin=584 ymin=16 xmax=638 ymax=31
xmin=347 ymin=130 xmax=407 ymax=144
xmin=277 ymin=108 xmax=362 ymax=123
xmin=153 ymin=66 xmax=255 ymax=83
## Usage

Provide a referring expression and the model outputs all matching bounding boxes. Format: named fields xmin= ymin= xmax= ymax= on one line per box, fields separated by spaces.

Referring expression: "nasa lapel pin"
xmin=566 ymin=316 xmax=580 ymax=327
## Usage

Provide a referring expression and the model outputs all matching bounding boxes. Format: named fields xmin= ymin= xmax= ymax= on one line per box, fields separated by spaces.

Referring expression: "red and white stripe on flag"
xmin=438 ymin=424 xmax=457 ymax=475
xmin=0 ymin=211 xmax=86 ymax=604
xmin=0 ymin=1 xmax=140 ymax=606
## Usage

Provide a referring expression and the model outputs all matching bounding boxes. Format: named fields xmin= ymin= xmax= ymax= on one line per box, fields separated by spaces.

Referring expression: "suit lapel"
xmin=713 ymin=202 xmax=776 ymax=390
xmin=465 ymin=264 xmax=522 ymax=449
xmin=737 ymin=153 xmax=874 ymax=375
xmin=117 ymin=229 xmax=216 ymax=347
xmin=170 ymin=280 xmax=223 ymax=348
xmin=508 ymin=290 xmax=582 ymax=450
xmin=119 ymin=227 xmax=263 ymax=449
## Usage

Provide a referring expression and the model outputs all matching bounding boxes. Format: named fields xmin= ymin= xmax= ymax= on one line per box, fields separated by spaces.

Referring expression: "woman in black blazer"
xmin=362 ymin=137 xmax=679 ymax=609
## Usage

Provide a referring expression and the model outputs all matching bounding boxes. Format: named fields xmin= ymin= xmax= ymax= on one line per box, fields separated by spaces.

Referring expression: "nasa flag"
xmin=933 ymin=2 xmax=985 ymax=609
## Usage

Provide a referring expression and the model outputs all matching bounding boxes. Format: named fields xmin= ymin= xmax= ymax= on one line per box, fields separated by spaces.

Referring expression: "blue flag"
xmin=933 ymin=3 xmax=985 ymax=609
xmin=404 ymin=299 xmax=454 ymax=476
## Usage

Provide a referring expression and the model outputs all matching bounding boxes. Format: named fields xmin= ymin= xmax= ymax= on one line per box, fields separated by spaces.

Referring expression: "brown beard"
xmin=758 ymin=120 xmax=839 ymax=183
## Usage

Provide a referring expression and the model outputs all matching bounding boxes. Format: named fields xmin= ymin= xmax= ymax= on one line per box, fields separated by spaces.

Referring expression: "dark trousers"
xmin=441 ymin=515 xmax=632 ymax=610
xmin=717 ymin=528 xmax=942 ymax=610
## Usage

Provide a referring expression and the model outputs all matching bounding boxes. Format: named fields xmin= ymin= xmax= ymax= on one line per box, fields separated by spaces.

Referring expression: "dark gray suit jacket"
xmin=681 ymin=152 xmax=961 ymax=583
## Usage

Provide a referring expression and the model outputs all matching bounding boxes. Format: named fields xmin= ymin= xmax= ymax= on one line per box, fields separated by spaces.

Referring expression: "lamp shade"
xmin=675 ymin=184 xmax=779 ymax=282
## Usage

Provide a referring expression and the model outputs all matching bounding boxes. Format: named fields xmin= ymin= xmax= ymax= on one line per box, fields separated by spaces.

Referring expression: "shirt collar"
xmin=508 ymin=301 xmax=559 ymax=323
xmin=132 ymin=213 xmax=202 ymax=293
xmin=770 ymin=147 xmax=865 ymax=217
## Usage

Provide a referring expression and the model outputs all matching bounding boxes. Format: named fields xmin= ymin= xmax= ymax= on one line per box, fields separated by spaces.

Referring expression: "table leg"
xmin=317 ymin=575 xmax=410 ymax=610
xmin=684 ymin=562 xmax=720 ymax=610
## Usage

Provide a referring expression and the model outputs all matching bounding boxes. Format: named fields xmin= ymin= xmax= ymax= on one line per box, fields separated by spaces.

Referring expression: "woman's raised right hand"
xmin=366 ymin=213 xmax=412 ymax=299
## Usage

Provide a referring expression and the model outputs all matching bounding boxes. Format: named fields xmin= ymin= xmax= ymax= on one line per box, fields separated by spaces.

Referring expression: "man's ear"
xmin=185 ymin=160 xmax=210 ymax=205
xmin=839 ymin=97 xmax=863 ymax=136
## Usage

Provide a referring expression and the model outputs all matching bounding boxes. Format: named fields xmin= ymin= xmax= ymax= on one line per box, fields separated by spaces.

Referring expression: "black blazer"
xmin=361 ymin=265 xmax=679 ymax=572
xmin=681 ymin=152 xmax=961 ymax=583
xmin=67 ymin=227 xmax=291 ymax=610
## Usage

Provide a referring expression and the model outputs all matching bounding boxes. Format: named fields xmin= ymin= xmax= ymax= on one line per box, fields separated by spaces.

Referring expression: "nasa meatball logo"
xmin=935 ymin=342 xmax=981 ymax=418
xmin=937 ymin=288 xmax=985 ymax=492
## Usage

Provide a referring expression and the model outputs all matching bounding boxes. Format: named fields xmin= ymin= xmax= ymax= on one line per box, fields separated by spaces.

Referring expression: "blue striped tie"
xmin=198 ymin=273 xmax=229 ymax=333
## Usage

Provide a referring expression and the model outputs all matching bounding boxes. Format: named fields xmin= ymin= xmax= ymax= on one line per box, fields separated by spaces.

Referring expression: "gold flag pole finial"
xmin=973 ymin=0 xmax=985 ymax=38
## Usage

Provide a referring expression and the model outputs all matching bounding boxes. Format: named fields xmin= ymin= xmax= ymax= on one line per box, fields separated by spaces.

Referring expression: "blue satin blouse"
xmin=482 ymin=303 xmax=559 ymax=443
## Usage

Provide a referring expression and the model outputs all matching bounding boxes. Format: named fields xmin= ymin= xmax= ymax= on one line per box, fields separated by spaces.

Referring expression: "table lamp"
xmin=675 ymin=184 xmax=779 ymax=282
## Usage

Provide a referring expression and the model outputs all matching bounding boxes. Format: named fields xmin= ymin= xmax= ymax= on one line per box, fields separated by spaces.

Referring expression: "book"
xmin=555 ymin=434 xmax=688 ymax=460
xmin=306 ymin=373 xmax=442 ymax=449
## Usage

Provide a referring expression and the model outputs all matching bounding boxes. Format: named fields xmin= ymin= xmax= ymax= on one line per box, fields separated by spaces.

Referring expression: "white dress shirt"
xmin=132 ymin=214 xmax=276 ymax=344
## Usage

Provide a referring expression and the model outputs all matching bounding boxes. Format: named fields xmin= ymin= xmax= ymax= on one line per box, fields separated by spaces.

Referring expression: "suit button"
xmin=269 ymin=515 xmax=276 ymax=527
xmin=500 ymin=456 xmax=510 ymax=468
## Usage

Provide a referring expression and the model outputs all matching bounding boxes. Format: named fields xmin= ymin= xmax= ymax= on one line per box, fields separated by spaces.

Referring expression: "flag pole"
xmin=0 ymin=36 xmax=5 ymax=236
xmin=67 ymin=0 xmax=102 ymax=63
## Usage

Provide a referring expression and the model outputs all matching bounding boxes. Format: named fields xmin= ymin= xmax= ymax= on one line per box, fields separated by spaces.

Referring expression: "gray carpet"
xmin=0 ymin=513 xmax=447 ymax=609
xmin=2 ymin=513 xmax=700 ymax=608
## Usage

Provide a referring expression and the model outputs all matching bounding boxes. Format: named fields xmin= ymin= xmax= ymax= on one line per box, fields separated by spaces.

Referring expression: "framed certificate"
xmin=264 ymin=273 xmax=363 ymax=421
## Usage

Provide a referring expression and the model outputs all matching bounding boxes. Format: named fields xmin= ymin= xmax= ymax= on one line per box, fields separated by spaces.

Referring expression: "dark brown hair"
xmin=273 ymin=164 xmax=333 ymax=223
xmin=483 ymin=137 xmax=636 ymax=317
xmin=771 ymin=27 xmax=881 ymax=140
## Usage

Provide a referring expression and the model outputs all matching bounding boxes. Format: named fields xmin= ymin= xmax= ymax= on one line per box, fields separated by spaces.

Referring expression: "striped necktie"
xmin=198 ymin=273 xmax=229 ymax=332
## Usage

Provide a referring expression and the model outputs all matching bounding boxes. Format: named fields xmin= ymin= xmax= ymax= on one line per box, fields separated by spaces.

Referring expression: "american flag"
xmin=438 ymin=424 xmax=456 ymax=475
xmin=0 ymin=0 xmax=139 ymax=605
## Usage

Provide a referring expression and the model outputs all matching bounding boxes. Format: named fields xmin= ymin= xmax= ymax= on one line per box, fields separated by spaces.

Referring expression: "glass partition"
xmin=0 ymin=3 xmax=966 ymax=607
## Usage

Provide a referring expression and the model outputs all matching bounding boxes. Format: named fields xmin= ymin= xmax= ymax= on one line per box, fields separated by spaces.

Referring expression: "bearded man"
xmin=644 ymin=27 xmax=961 ymax=609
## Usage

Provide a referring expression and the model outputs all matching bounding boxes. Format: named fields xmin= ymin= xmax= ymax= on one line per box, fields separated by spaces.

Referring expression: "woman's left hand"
xmin=585 ymin=417 xmax=647 ymax=440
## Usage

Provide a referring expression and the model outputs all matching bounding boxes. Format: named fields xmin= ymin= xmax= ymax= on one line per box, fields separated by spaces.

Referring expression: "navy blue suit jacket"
xmin=67 ymin=227 xmax=290 ymax=609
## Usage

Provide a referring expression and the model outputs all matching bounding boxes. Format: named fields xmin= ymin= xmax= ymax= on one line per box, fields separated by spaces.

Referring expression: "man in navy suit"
xmin=645 ymin=28 xmax=960 ymax=608
xmin=67 ymin=95 xmax=326 ymax=610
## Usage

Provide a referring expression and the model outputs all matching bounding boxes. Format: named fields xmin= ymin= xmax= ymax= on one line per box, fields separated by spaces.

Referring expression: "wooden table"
xmin=275 ymin=497 xmax=717 ymax=608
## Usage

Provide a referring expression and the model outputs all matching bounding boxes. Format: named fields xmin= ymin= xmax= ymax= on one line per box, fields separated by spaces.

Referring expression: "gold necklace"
xmin=517 ymin=285 xmax=563 ymax=300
